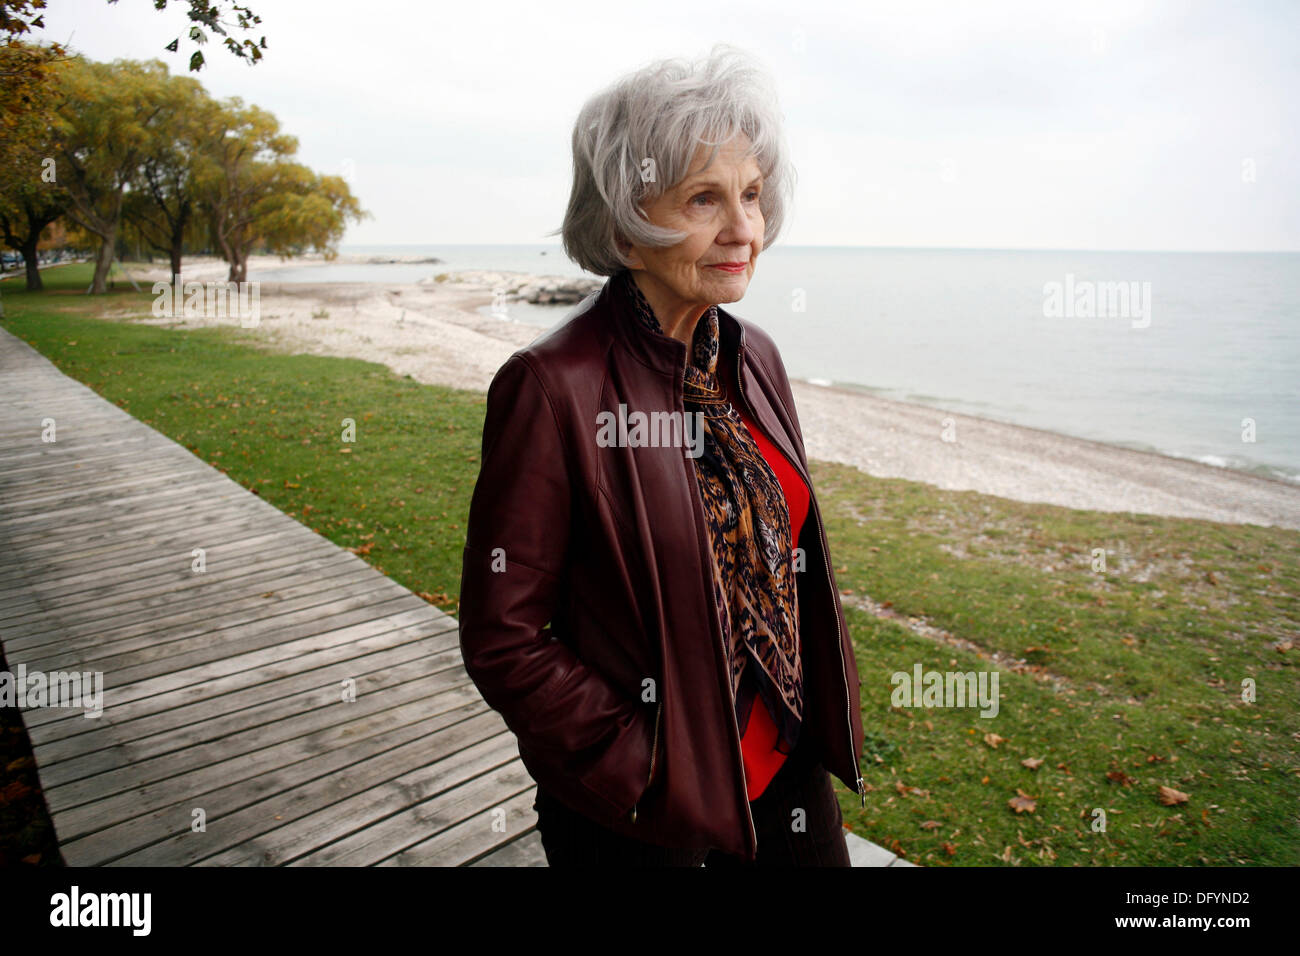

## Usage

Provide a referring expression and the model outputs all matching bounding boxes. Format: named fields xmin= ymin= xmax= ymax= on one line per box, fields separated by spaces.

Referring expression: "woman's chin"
xmin=702 ymin=271 xmax=751 ymax=300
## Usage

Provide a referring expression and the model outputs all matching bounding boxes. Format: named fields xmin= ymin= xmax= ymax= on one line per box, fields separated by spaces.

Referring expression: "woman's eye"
xmin=691 ymin=190 xmax=760 ymax=206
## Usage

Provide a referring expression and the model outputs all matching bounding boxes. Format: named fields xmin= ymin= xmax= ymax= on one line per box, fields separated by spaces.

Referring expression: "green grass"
xmin=1 ymin=263 xmax=483 ymax=613
xmin=816 ymin=464 xmax=1298 ymax=865
xmin=3 ymin=261 xmax=1297 ymax=867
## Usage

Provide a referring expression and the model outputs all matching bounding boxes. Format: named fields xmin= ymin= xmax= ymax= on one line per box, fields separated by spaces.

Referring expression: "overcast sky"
xmin=45 ymin=0 xmax=1299 ymax=250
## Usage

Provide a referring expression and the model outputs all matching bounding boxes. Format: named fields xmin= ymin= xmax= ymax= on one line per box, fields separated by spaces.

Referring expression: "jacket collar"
xmin=601 ymin=269 xmax=743 ymax=379
xmin=591 ymin=265 xmax=817 ymax=516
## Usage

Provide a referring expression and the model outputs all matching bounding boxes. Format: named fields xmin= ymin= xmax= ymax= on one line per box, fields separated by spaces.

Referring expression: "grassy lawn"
xmin=2 ymin=261 xmax=1297 ymax=867
xmin=1 ymin=263 xmax=483 ymax=613
xmin=818 ymin=466 xmax=1297 ymax=866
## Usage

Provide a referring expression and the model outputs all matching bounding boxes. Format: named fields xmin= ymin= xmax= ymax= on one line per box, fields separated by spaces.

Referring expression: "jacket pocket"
xmin=630 ymin=698 xmax=663 ymax=824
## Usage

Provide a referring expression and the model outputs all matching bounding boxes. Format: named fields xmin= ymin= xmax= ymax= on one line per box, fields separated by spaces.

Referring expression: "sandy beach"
xmin=124 ymin=254 xmax=1300 ymax=531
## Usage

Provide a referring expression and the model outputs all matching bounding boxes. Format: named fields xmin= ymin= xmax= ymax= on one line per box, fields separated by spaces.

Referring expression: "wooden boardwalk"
xmin=0 ymin=325 xmax=910 ymax=868
xmin=0 ymin=326 xmax=545 ymax=866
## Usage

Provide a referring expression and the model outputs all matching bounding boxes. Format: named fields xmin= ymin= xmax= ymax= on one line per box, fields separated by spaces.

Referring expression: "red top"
xmin=718 ymin=358 xmax=810 ymax=801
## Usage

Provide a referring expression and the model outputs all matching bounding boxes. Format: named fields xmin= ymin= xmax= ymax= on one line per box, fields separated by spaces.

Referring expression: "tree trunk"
xmin=22 ymin=236 xmax=42 ymax=292
xmin=168 ymin=199 xmax=190 ymax=281
xmin=218 ymin=231 xmax=239 ymax=283
xmin=90 ymin=232 xmax=115 ymax=294
xmin=227 ymin=248 xmax=248 ymax=284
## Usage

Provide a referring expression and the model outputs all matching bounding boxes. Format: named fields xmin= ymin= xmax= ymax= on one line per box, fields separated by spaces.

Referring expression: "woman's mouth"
xmin=706 ymin=262 xmax=748 ymax=274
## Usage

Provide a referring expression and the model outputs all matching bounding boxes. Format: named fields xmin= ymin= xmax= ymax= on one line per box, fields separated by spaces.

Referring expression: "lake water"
xmin=249 ymin=244 xmax=1300 ymax=484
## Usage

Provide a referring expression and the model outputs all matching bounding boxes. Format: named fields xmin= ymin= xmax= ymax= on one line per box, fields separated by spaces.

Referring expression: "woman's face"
xmin=620 ymin=133 xmax=765 ymax=312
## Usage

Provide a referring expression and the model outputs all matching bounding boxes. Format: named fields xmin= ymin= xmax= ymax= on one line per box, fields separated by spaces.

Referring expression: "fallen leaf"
xmin=984 ymin=733 xmax=1006 ymax=749
xmin=1008 ymin=790 xmax=1037 ymax=813
xmin=1021 ymin=757 xmax=1043 ymax=770
xmin=1157 ymin=785 xmax=1189 ymax=806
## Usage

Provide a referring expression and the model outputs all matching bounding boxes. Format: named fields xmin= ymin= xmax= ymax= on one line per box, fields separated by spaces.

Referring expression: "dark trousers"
xmin=532 ymin=733 xmax=851 ymax=867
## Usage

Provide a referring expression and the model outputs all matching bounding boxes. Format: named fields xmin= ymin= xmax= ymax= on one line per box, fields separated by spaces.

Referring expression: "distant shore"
xmin=125 ymin=254 xmax=1300 ymax=531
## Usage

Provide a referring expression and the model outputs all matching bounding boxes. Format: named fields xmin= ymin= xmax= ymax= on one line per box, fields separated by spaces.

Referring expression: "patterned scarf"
xmin=616 ymin=268 xmax=803 ymax=755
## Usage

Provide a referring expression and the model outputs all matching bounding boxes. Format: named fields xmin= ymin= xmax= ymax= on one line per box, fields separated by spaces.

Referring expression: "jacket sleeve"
xmin=457 ymin=352 xmax=655 ymax=825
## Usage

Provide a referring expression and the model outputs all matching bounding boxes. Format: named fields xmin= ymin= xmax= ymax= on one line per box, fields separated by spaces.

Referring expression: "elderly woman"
xmin=458 ymin=44 xmax=865 ymax=867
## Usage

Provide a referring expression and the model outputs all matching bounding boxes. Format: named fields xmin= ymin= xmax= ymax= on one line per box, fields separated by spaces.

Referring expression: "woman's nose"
xmin=718 ymin=197 xmax=756 ymax=245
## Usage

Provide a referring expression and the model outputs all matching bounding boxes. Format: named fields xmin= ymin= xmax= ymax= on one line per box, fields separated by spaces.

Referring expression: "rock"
xmin=514 ymin=277 xmax=603 ymax=304
xmin=358 ymin=255 xmax=443 ymax=264
xmin=429 ymin=270 xmax=602 ymax=304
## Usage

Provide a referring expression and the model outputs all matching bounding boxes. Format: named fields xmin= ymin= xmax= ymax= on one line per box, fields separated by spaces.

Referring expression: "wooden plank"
xmin=375 ymin=773 xmax=540 ymax=867
xmin=0 ymin=325 xmax=540 ymax=867
xmin=0 ymin=547 xmax=362 ymax=635
xmin=46 ymin=661 xmax=490 ymax=831
xmin=468 ymin=828 xmax=548 ymax=867
xmin=34 ymin=635 xmax=468 ymax=788
xmin=242 ymin=730 xmax=523 ymax=867
xmin=33 ymin=627 xmax=460 ymax=766
xmin=28 ymin=616 xmax=458 ymax=749
xmin=9 ymin=564 xmax=404 ymax=670
xmin=2 ymin=545 xmax=393 ymax=647
xmin=0 ymin=485 xmax=282 ymax=546
xmin=19 ymin=600 xmax=443 ymax=732
xmin=0 ymin=519 xmax=292 ymax=581
xmin=95 ymin=700 xmax=496 ymax=866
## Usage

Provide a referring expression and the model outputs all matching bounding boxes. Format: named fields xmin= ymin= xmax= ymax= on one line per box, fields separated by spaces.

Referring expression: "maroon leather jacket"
xmin=458 ymin=274 xmax=865 ymax=861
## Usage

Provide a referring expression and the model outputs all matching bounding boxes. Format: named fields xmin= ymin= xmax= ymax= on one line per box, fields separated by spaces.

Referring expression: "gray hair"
xmin=551 ymin=43 xmax=796 ymax=277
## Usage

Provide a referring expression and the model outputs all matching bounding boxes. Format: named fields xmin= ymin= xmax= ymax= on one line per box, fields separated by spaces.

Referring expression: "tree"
xmin=2 ymin=0 xmax=266 ymax=72
xmin=197 ymin=98 xmax=366 ymax=282
xmin=0 ymin=38 xmax=69 ymax=290
xmin=122 ymin=70 xmax=214 ymax=279
xmin=47 ymin=57 xmax=176 ymax=293
xmin=248 ymin=164 xmax=366 ymax=268
xmin=0 ymin=174 xmax=69 ymax=291
xmin=6 ymin=50 xmax=365 ymax=294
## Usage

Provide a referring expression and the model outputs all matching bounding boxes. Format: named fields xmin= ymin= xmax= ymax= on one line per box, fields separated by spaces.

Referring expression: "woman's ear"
xmin=615 ymin=234 xmax=643 ymax=270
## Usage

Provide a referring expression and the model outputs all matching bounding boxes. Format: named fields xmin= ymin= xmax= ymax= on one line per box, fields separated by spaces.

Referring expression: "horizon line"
xmin=338 ymin=241 xmax=1300 ymax=255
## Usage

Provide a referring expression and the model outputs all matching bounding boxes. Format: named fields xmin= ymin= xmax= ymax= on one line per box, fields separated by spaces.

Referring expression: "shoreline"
xmin=120 ymin=254 xmax=1300 ymax=531
xmin=805 ymin=375 xmax=1297 ymax=483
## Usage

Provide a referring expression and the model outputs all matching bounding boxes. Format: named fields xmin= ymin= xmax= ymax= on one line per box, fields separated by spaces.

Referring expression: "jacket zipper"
xmin=733 ymin=330 xmax=867 ymax=810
